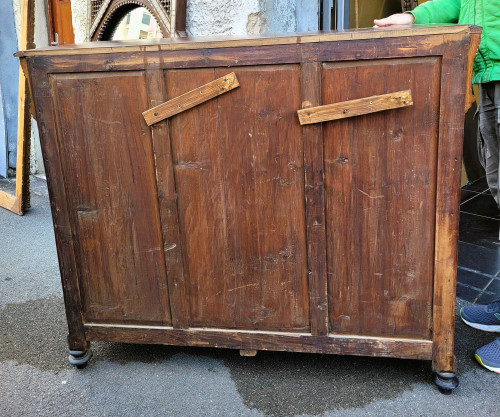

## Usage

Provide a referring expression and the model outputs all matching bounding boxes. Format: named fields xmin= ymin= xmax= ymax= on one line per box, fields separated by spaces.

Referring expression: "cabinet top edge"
xmin=16 ymin=24 xmax=481 ymax=58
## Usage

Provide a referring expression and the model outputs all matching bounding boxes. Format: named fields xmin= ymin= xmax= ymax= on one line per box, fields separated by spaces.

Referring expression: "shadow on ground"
xmin=1 ymin=295 xmax=494 ymax=416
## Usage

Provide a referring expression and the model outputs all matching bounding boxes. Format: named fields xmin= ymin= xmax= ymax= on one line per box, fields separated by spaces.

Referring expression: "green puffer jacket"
xmin=410 ymin=0 xmax=500 ymax=84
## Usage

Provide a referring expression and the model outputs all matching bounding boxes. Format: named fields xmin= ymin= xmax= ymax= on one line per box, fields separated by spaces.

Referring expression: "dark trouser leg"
xmin=477 ymin=82 xmax=500 ymax=207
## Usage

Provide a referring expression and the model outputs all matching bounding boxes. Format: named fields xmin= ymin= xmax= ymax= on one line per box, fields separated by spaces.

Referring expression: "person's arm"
xmin=374 ymin=0 xmax=461 ymax=27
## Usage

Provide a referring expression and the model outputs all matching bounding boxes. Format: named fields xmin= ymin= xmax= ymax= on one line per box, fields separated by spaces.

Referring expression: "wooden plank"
xmin=20 ymin=36 xmax=449 ymax=77
xmin=323 ymin=57 xmax=440 ymax=339
xmin=47 ymin=0 xmax=75 ymax=45
xmin=143 ymin=72 xmax=240 ymax=126
xmin=167 ymin=66 xmax=310 ymax=331
xmin=173 ymin=0 xmax=187 ymax=36
xmin=16 ymin=25 xmax=481 ymax=57
xmin=0 ymin=191 xmax=20 ymax=213
xmin=297 ymin=90 xmax=413 ymax=125
xmin=301 ymin=62 xmax=328 ymax=336
xmin=50 ymin=71 xmax=172 ymax=325
xmin=464 ymin=31 xmax=482 ymax=112
xmin=84 ymin=323 xmax=433 ymax=360
xmin=0 ymin=0 xmax=33 ymax=215
xmin=432 ymin=34 xmax=470 ymax=373
xmin=27 ymin=65 xmax=88 ymax=351
xmin=147 ymin=69 xmax=190 ymax=328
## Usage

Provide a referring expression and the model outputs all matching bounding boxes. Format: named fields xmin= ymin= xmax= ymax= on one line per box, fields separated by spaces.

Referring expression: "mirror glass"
xmin=112 ymin=7 xmax=163 ymax=40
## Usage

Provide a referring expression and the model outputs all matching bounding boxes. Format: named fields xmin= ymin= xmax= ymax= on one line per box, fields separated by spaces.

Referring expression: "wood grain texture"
xmin=28 ymin=67 xmax=88 ymax=351
xmin=323 ymin=57 xmax=441 ymax=340
xmin=0 ymin=0 xmax=33 ymax=215
xmin=297 ymin=90 xmax=413 ymax=125
xmin=147 ymin=69 xmax=190 ymax=328
xmin=0 ymin=191 xmax=20 ymax=214
xmin=166 ymin=66 xmax=310 ymax=331
xmin=143 ymin=72 xmax=239 ymax=126
xmin=432 ymin=34 xmax=470 ymax=373
xmin=301 ymin=62 xmax=328 ymax=336
xmin=24 ymin=27 xmax=477 ymax=369
xmin=85 ymin=323 xmax=433 ymax=360
xmin=50 ymin=71 xmax=171 ymax=325
xmin=464 ymin=32 xmax=482 ymax=112
xmin=16 ymin=25 xmax=480 ymax=57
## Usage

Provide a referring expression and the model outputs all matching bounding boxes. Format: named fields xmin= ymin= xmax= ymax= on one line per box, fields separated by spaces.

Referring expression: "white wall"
xmin=71 ymin=0 xmax=319 ymax=41
xmin=187 ymin=0 xmax=318 ymax=36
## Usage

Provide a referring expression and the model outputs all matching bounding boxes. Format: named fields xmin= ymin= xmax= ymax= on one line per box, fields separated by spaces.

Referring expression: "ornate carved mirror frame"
xmin=90 ymin=0 xmax=186 ymax=41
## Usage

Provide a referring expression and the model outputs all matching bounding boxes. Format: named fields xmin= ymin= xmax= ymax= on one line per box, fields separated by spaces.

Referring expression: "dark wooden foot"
xmin=434 ymin=371 xmax=459 ymax=395
xmin=68 ymin=349 xmax=92 ymax=369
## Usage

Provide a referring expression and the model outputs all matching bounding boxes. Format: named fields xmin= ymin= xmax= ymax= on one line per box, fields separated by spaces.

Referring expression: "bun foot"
xmin=434 ymin=371 xmax=459 ymax=395
xmin=68 ymin=349 xmax=93 ymax=369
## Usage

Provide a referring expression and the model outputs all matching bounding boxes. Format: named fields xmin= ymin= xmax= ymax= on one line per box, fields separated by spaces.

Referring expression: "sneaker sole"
xmin=475 ymin=354 xmax=500 ymax=374
xmin=460 ymin=312 xmax=500 ymax=332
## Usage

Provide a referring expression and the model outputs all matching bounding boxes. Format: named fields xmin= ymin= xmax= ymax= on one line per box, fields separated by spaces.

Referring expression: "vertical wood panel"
xmin=432 ymin=35 xmax=470 ymax=373
xmin=29 ymin=63 xmax=87 ymax=350
xmin=166 ymin=66 xmax=310 ymax=331
xmin=323 ymin=58 xmax=441 ymax=339
xmin=51 ymin=71 xmax=171 ymax=325
xmin=301 ymin=62 xmax=329 ymax=336
xmin=147 ymin=69 xmax=190 ymax=328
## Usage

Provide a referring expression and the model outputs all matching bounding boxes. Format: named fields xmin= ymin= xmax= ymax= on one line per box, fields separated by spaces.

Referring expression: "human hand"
xmin=373 ymin=13 xmax=415 ymax=27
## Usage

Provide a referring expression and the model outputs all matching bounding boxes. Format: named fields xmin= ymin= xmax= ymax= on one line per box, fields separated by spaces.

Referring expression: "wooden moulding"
xmin=143 ymin=72 xmax=240 ymax=125
xmin=297 ymin=90 xmax=413 ymax=125
xmin=85 ymin=324 xmax=433 ymax=360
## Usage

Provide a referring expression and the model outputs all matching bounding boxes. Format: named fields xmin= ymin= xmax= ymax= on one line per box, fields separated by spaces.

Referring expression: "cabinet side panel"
xmin=324 ymin=57 xmax=441 ymax=339
xmin=166 ymin=65 xmax=310 ymax=331
xmin=50 ymin=72 xmax=171 ymax=325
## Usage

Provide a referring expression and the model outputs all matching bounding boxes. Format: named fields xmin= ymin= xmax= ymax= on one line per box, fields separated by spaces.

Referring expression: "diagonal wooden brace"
xmin=297 ymin=90 xmax=413 ymax=125
xmin=143 ymin=72 xmax=240 ymax=126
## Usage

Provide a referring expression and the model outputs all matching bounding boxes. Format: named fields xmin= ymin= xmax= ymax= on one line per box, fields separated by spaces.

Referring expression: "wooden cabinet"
xmin=20 ymin=25 xmax=481 ymax=392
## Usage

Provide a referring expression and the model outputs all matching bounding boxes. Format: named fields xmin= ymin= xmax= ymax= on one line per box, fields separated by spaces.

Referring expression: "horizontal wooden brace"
xmin=297 ymin=90 xmax=413 ymax=125
xmin=85 ymin=323 xmax=433 ymax=360
xmin=143 ymin=72 xmax=240 ymax=125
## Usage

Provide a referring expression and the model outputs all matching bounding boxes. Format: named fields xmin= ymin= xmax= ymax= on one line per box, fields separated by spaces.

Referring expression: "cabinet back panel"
xmin=165 ymin=66 xmax=310 ymax=331
xmin=50 ymin=72 xmax=171 ymax=325
xmin=323 ymin=57 xmax=441 ymax=338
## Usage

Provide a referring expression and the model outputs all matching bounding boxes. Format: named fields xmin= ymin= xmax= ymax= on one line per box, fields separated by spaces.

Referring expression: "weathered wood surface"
xmin=17 ymin=25 xmax=481 ymax=57
xmin=432 ymin=34 xmax=471 ymax=373
xmin=301 ymin=62 xmax=328 ymax=336
xmin=143 ymin=72 xmax=239 ymax=125
xmin=164 ymin=65 xmax=309 ymax=331
xmin=0 ymin=0 xmax=34 ymax=215
xmin=297 ymin=90 xmax=413 ymax=125
xmin=50 ymin=72 xmax=171 ymax=325
xmin=323 ymin=57 xmax=441 ymax=340
xmin=25 ymin=26 xmax=481 ymax=374
xmin=85 ymin=323 xmax=433 ymax=360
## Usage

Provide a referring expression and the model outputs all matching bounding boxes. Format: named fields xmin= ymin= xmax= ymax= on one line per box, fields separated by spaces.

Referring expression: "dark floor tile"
xmin=456 ymin=282 xmax=482 ymax=303
xmin=462 ymin=177 xmax=489 ymax=193
xmin=458 ymin=241 xmax=500 ymax=275
xmin=456 ymin=267 xmax=494 ymax=290
xmin=458 ymin=212 xmax=500 ymax=249
xmin=475 ymin=290 xmax=498 ymax=305
xmin=460 ymin=192 xmax=499 ymax=219
xmin=483 ymin=277 xmax=500 ymax=298
xmin=460 ymin=190 xmax=481 ymax=205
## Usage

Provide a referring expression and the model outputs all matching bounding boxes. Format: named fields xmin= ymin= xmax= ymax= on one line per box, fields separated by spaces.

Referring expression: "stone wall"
xmin=71 ymin=0 xmax=319 ymax=41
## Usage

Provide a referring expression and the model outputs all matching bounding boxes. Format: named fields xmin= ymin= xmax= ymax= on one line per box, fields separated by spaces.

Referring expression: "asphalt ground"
xmin=0 ymin=177 xmax=498 ymax=416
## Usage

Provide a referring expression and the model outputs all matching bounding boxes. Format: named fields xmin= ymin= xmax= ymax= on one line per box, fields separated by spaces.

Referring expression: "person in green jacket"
xmin=375 ymin=0 xmax=500 ymax=375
